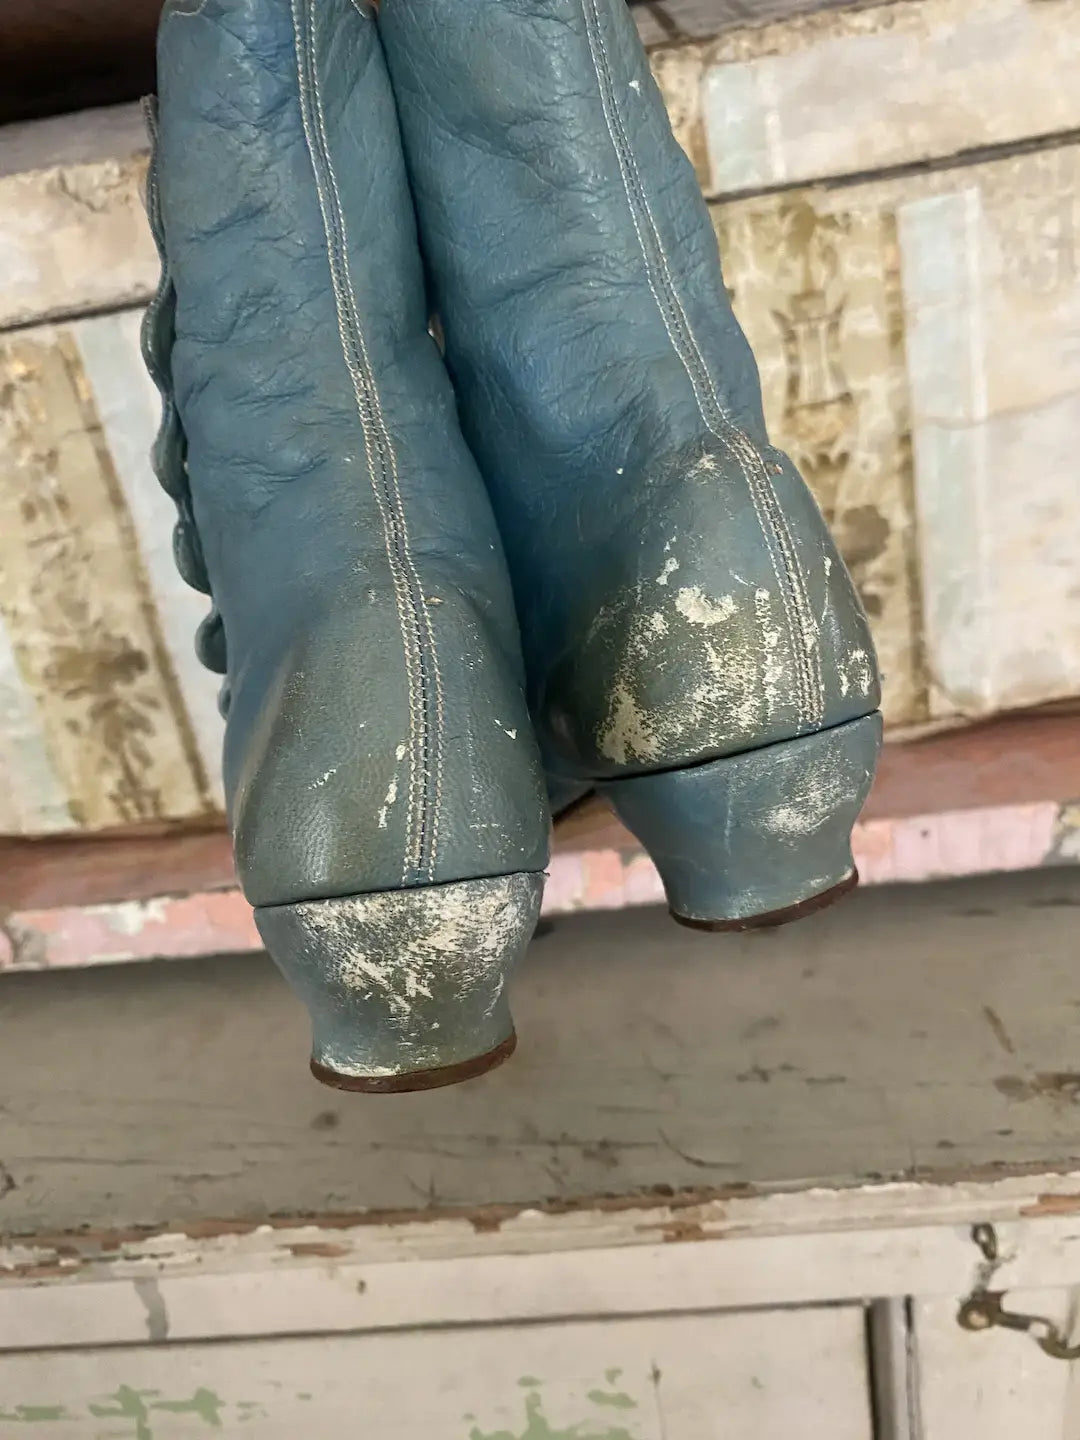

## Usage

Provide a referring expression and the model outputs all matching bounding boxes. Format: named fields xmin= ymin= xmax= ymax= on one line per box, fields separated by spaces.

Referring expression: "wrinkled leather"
xmin=380 ymin=0 xmax=881 ymax=795
xmin=148 ymin=0 xmax=549 ymax=908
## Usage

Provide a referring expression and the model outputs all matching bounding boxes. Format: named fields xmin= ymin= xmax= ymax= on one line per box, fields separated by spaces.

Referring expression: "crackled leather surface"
xmin=150 ymin=0 xmax=549 ymax=907
xmin=381 ymin=0 xmax=880 ymax=795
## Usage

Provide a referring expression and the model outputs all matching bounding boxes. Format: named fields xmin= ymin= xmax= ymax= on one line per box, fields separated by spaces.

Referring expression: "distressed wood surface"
xmin=1 ymin=868 xmax=1079 ymax=1238
xmin=697 ymin=0 xmax=1080 ymax=196
xmin=14 ymin=1186 xmax=1080 ymax=1353
xmin=634 ymin=0 xmax=896 ymax=45
xmin=0 ymin=1309 xmax=873 ymax=1439
xmin=0 ymin=106 xmax=154 ymax=331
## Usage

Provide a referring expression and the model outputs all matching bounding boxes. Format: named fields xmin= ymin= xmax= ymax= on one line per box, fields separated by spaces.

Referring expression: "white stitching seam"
xmin=582 ymin=0 xmax=824 ymax=729
xmin=292 ymin=0 xmax=444 ymax=880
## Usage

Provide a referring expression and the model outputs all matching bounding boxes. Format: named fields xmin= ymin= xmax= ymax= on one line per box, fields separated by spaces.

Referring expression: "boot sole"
xmin=672 ymin=869 xmax=859 ymax=934
xmin=255 ymin=873 xmax=543 ymax=1092
xmin=599 ymin=713 xmax=882 ymax=929
xmin=311 ymin=1031 xmax=517 ymax=1094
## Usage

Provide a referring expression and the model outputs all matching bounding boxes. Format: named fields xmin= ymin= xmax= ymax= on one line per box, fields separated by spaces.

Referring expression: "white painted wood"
xmin=915 ymin=1287 xmax=1080 ymax=1436
xmin=702 ymin=0 xmax=1080 ymax=196
xmin=17 ymin=1210 xmax=1080 ymax=1354
xmin=0 ymin=111 xmax=155 ymax=331
xmin=0 ymin=1309 xmax=873 ymax=1439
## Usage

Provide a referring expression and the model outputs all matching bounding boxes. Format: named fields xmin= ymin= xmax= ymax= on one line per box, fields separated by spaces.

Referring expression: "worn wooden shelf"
xmin=1 ymin=862 xmax=1079 ymax=1268
xmin=0 ymin=711 xmax=1077 ymax=971
xmin=3 ymin=871 xmax=1080 ymax=1427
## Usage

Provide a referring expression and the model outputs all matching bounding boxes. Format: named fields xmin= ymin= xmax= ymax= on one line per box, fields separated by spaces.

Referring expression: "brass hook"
xmin=956 ymin=1224 xmax=1080 ymax=1362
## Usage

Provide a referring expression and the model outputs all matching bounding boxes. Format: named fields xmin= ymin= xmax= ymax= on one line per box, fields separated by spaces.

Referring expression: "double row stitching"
xmin=582 ymin=0 xmax=824 ymax=729
xmin=292 ymin=0 xmax=444 ymax=881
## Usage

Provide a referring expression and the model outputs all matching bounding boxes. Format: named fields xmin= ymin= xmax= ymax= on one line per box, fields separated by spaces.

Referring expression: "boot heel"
xmin=255 ymin=873 xmax=544 ymax=1092
xmin=599 ymin=714 xmax=882 ymax=930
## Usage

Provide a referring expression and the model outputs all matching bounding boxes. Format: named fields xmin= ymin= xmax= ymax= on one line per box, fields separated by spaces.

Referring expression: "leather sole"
xmin=310 ymin=1031 xmax=517 ymax=1094
xmin=672 ymin=869 xmax=859 ymax=934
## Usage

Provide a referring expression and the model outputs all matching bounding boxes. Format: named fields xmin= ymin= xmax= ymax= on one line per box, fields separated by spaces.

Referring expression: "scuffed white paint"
xmin=377 ymin=776 xmax=399 ymax=830
xmin=104 ymin=897 xmax=170 ymax=937
xmin=675 ymin=587 xmax=737 ymax=627
xmin=657 ymin=557 xmax=680 ymax=586
xmin=755 ymin=588 xmax=784 ymax=717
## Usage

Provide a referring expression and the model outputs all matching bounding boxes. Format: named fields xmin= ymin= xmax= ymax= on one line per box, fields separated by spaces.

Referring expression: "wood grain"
xmin=1 ymin=866 xmax=1079 ymax=1236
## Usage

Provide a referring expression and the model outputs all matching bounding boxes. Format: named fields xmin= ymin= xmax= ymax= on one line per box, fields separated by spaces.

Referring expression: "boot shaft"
xmin=382 ymin=0 xmax=880 ymax=781
xmin=148 ymin=0 xmax=549 ymax=905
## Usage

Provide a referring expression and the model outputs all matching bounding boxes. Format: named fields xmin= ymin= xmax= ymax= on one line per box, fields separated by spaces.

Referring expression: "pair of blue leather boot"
xmin=146 ymin=0 xmax=882 ymax=1091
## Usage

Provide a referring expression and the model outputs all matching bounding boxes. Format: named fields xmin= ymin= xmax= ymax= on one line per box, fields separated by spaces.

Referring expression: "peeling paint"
xmin=134 ymin=1275 xmax=170 ymax=1343
xmin=104 ymin=897 xmax=169 ymax=936
xmin=468 ymin=1382 xmax=641 ymax=1440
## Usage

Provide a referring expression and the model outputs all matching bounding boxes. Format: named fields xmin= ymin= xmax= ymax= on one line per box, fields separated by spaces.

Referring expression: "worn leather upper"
xmin=148 ymin=0 xmax=549 ymax=907
xmin=381 ymin=0 xmax=881 ymax=795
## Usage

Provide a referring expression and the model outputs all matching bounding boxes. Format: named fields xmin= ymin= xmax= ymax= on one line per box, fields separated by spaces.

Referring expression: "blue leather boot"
xmin=380 ymin=0 xmax=882 ymax=930
xmin=145 ymin=0 xmax=549 ymax=1089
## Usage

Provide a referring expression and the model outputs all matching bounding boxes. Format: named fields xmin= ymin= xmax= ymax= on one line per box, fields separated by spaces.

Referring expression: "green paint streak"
xmin=88 ymin=1386 xmax=224 ymax=1439
xmin=296 ymin=1394 xmax=313 ymax=1402
xmin=587 ymin=1391 xmax=636 ymax=1411
xmin=604 ymin=1371 xmax=622 ymax=1386
xmin=468 ymin=1389 xmax=639 ymax=1440
xmin=151 ymin=1389 xmax=223 ymax=1427
xmin=0 ymin=1405 xmax=70 ymax=1422
xmin=89 ymin=1388 xmax=157 ymax=1440
xmin=518 ymin=1377 xmax=543 ymax=1389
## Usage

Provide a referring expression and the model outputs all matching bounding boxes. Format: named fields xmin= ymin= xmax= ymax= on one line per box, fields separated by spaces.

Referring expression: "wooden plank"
xmin=2 ymin=869 xmax=1080 ymax=1238
xmin=0 ymin=106 xmax=154 ymax=331
xmin=698 ymin=0 xmax=1080 ymax=196
xmin=0 ymin=1309 xmax=873 ymax=1438
xmin=17 ymin=1200 xmax=1080 ymax=1355
xmin=915 ymin=1288 xmax=1080 ymax=1436
xmin=13 ymin=1206 xmax=1080 ymax=1354
xmin=634 ymin=0 xmax=896 ymax=46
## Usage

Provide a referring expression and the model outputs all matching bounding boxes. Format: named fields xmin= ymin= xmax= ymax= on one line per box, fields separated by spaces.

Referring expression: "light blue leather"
xmin=380 ymin=0 xmax=882 ymax=807
xmin=146 ymin=0 xmax=550 ymax=912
